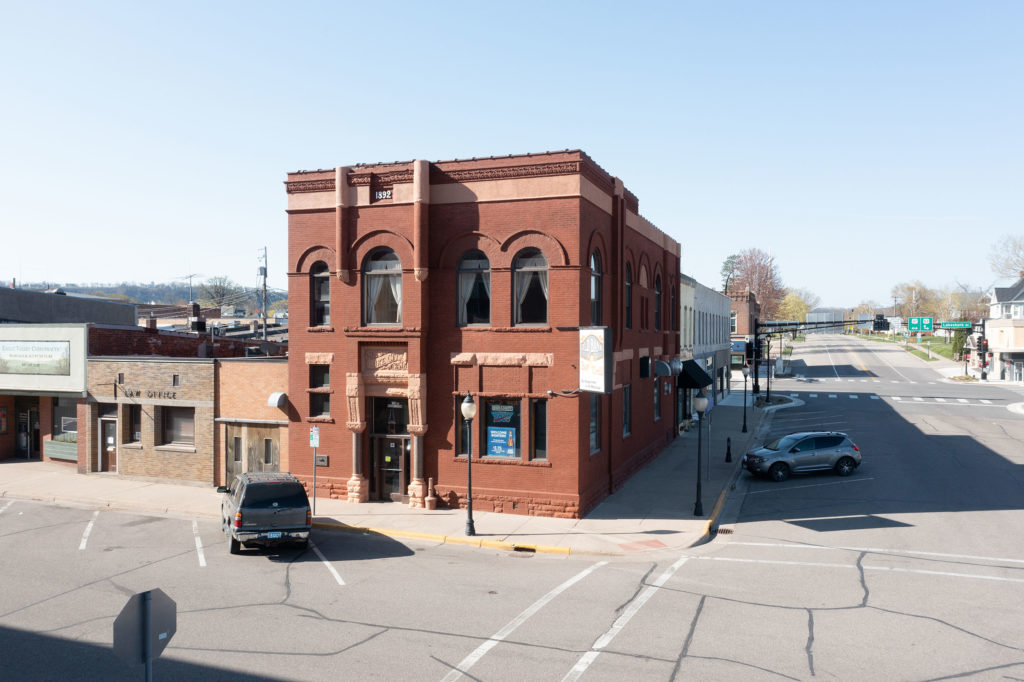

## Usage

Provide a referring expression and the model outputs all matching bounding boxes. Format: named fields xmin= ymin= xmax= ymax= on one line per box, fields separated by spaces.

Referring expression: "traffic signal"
xmin=980 ymin=339 xmax=989 ymax=356
xmin=754 ymin=336 xmax=763 ymax=360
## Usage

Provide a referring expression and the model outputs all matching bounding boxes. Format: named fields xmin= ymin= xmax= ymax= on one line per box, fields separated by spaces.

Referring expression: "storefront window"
xmin=52 ymin=397 xmax=77 ymax=443
xmin=485 ymin=399 xmax=520 ymax=458
xmin=127 ymin=404 xmax=141 ymax=443
xmin=162 ymin=407 xmax=194 ymax=445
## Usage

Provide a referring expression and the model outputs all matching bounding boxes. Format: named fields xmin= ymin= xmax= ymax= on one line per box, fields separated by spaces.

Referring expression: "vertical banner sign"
xmin=579 ymin=327 xmax=613 ymax=394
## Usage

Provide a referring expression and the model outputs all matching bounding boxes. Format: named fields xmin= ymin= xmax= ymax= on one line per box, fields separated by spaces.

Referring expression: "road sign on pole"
xmin=940 ymin=321 xmax=972 ymax=329
xmin=309 ymin=426 xmax=320 ymax=448
xmin=908 ymin=317 xmax=933 ymax=332
xmin=113 ymin=589 xmax=176 ymax=679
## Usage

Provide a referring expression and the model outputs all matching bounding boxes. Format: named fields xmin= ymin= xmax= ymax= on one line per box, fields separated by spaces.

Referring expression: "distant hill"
xmin=12 ymin=281 xmax=288 ymax=314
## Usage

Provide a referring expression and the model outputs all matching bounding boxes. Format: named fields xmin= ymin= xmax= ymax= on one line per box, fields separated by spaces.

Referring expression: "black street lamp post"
xmin=693 ymin=390 xmax=709 ymax=516
xmin=461 ymin=392 xmax=477 ymax=536
xmin=741 ymin=365 xmax=749 ymax=433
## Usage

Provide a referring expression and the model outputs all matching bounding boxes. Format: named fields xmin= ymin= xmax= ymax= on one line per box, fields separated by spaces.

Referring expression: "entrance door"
xmin=372 ymin=436 xmax=408 ymax=502
xmin=100 ymin=419 xmax=117 ymax=472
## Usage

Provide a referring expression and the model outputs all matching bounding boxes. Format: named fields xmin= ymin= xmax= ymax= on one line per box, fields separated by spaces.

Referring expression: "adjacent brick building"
xmin=286 ymin=150 xmax=682 ymax=518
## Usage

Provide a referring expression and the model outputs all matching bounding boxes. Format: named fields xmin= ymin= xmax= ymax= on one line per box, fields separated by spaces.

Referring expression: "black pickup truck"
xmin=220 ymin=472 xmax=311 ymax=554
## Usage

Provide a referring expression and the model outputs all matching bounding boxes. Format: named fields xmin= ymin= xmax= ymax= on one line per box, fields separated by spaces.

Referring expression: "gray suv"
xmin=743 ymin=431 xmax=861 ymax=482
xmin=221 ymin=472 xmax=311 ymax=554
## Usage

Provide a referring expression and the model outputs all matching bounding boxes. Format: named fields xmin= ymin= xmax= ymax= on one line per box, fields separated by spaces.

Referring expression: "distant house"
xmin=985 ymin=276 xmax=1024 ymax=382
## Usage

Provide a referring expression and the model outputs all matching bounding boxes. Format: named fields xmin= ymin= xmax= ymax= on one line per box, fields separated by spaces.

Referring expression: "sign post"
xmin=113 ymin=588 xmax=176 ymax=681
xmin=309 ymin=426 xmax=320 ymax=514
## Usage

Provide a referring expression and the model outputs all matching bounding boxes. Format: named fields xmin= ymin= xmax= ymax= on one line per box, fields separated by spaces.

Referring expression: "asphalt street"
xmin=2 ymin=334 xmax=1023 ymax=680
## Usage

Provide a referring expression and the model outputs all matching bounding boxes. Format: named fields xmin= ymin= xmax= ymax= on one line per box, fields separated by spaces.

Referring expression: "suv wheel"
xmin=768 ymin=462 xmax=790 ymax=482
xmin=835 ymin=456 xmax=856 ymax=477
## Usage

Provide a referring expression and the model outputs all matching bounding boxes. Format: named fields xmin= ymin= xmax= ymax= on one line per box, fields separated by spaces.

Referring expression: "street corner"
xmin=1008 ymin=402 xmax=1024 ymax=416
xmin=756 ymin=395 xmax=804 ymax=412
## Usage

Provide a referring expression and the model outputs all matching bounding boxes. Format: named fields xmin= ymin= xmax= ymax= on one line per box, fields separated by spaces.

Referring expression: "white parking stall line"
xmin=310 ymin=540 xmax=345 ymax=586
xmin=0 ymin=500 xmax=13 ymax=514
xmin=691 ymin=556 xmax=1024 ymax=584
xmin=443 ymin=561 xmax=607 ymax=682
xmin=730 ymin=541 xmax=1024 ymax=566
xmin=192 ymin=520 xmax=207 ymax=567
xmin=79 ymin=510 xmax=99 ymax=550
xmin=748 ymin=478 xmax=875 ymax=494
xmin=562 ymin=557 xmax=688 ymax=682
xmin=828 ymin=394 xmax=837 ymax=399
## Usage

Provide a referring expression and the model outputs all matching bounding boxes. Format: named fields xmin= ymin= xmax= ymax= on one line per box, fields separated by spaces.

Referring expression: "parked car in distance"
xmin=220 ymin=472 xmax=311 ymax=554
xmin=743 ymin=431 xmax=861 ymax=482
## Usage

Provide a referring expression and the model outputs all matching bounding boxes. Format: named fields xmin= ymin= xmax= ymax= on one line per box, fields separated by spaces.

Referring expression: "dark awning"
xmin=679 ymin=359 xmax=713 ymax=389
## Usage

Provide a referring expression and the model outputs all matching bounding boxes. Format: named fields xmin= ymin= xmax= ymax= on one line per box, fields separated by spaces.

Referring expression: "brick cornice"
xmin=431 ymin=161 xmax=583 ymax=185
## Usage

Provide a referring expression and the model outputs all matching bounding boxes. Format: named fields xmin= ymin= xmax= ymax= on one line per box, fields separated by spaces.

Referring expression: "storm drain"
xmin=512 ymin=545 xmax=536 ymax=553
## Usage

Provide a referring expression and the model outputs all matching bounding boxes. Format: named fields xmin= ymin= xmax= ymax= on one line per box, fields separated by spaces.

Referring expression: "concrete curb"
xmin=311 ymin=518 xmax=573 ymax=555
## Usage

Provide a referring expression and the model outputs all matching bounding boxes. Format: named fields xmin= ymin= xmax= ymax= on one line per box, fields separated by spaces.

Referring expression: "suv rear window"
xmin=815 ymin=436 xmax=845 ymax=448
xmin=242 ymin=483 xmax=309 ymax=508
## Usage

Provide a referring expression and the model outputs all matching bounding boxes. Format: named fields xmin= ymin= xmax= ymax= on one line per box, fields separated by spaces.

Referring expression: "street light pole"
xmin=461 ymin=392 xmax=477 ymax=536
xmin=741 ymin=365 xmax=749 ymax=433
xmin=693 ymin=390 xmax=708 ymax=516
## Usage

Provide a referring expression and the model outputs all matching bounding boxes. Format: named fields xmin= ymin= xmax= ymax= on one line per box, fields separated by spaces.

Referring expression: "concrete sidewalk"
xmin=0 ymin=398 xmax=766 ymax=556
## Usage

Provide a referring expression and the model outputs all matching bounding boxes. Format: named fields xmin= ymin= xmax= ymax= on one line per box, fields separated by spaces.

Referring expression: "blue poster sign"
xmin=487 ymin=427 xmax=517 ymax=457
xmin=731 ymin=339 xmax=746 ymax=353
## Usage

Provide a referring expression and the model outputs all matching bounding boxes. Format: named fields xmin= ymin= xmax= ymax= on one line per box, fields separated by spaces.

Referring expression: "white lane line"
xmin=824 ymin=343 xmax=841 ymax=379
xmin=748 ymin=478 xmax=875 ymax=495
xmin=0 ymin=500 xmax=13 ymax=514
xmin=562 ymin=557 xmax=688 ymax=682
xmin=828 ymin=394 xmax=837 ymax=399
xmin=192 ymin=519 xmax=207 ymax=567
xmin=691 ymin=556 xmax=1024 ymax=584
xmin=443 ymin=561 xmax=608 ymax=682
xmin=957 ymin=398 xmax=968 ymax=403
xmin=79 ymin=510 xmax=99 ymax=550
xmin=849 ymin=395 xmax=859 ymax=399
xmin=730 ymin=542 xmax=1024 ymax=566
xmin=310 ymin=540 xmax=345 ymax=586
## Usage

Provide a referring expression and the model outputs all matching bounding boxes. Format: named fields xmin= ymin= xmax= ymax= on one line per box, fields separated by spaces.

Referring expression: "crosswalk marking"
xmin=893 ymin=397 xmax=903 ymax=401
xmin=957 ymin=398 xmax=968 ymax=403
xmin=935 ymin=398 xmax=946 ymax=403
xmin=981 ymin=399 xmax=993 ymax=404
xmin=913 ymin=397 xmax=924 ymax=401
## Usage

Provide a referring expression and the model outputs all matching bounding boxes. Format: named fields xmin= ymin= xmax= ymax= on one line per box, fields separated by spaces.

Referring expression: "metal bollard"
xmin=725 ymin=437 xmax=732 ymax=463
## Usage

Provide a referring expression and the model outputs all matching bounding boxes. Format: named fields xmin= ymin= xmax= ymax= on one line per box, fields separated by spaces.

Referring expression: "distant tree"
xmin=198 ymin=276 xmax=248 ymax=309
xmin=852 ymin=300 xmax=884 ymax=315
xmin=988 ymin=234 xmax=1024 ymax=279
xmin=891 ymin=281 xmax=940 ymax=319
xmin=732 ymin=248 xmax=785 ymax=318
xmin=776 ymin=292 xmax=810 ymax=322
xmin=720 ymin=254 xmax=739 ymax=292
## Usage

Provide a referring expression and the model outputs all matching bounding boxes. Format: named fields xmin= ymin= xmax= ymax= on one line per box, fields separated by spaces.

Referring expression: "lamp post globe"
xmin=461 ymin=392 xmax=477 ymax=536
xmin=741 ymin=365 xmax=750 ymax=433
xmin=693 ymin=390 xmax=709 ymax=516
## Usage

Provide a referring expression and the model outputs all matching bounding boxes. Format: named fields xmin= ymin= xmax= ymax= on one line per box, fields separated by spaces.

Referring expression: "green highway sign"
xmin=940 ymin=321 xmax=972 ymax=329
xmin=908 ymin=317 xmax=933 ymax=332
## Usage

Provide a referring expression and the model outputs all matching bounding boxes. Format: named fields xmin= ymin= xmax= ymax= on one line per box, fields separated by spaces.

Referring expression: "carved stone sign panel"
xmin=362 ymin=346 xmax=408 ymax=380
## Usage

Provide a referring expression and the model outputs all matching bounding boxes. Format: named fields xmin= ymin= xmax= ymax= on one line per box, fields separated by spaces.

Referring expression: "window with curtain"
xmin=624 ymin=263 xmax=632 ymax=329
xmin=363 ymin=248 xmax=402 ymax=325
xmin=310 ymin=261 xmax=330 ymax=326
xmin=457 ymin=249 xmax=490 ymax=326
xmin=513 ymin=248 xmax=548 ymax=325
xmin=654 ymin=275 xmax=662 ymax=331
xmin=162 ymin=407 xmax=194 ymax=445
xmin=590 ymin=250 xmax=602 ymax=325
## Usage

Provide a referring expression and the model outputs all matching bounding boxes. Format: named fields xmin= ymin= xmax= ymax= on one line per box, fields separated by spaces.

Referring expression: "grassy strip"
xmin=908 ymin=347 xmax=938 ymax=362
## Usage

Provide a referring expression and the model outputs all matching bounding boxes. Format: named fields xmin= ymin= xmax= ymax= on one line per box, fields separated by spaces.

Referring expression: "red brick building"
xmin=286 ymin=151 xmax=681 ymax=518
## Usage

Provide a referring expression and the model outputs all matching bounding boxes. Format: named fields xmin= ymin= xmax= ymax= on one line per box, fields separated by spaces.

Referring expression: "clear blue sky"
xmin=1 ymin=1 xmax=1021 ymax=307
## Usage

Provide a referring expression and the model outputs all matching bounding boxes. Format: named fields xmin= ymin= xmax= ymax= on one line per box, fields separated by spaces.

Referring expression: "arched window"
xmin=624 ymin=263 xmax=633 ymax=329
xmin=654 ymin=275 xmax=662 ymax=331
xmin=310 ymin=261 xmax=330 ymax=326
xmin=513 ymin=248 xmax=548 ymax=325
xmin=457 ymin=249 xmax=490 ymax=326
xmin=363 ymin=248 xmax=402 ymax=325
xmin=590 ymin=250 xmax=602 ymax=325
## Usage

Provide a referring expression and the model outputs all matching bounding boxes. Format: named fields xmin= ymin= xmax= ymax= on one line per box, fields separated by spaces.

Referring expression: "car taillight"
xmin=234 ymin=511 xmax=243 ymax=528
xmin=306 ymin=509 xmax=312 ymax=525
xmin=850 ymin=445 xmax=860 ymax=451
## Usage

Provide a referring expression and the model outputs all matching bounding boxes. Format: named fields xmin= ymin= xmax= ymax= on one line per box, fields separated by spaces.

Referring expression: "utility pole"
xmin=258 ymin=248 xmax=268 ymax=341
